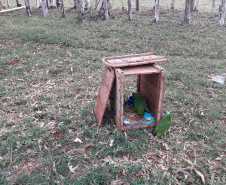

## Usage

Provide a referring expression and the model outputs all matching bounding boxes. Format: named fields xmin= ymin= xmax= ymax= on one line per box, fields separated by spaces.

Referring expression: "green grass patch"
xmin=0 ymin=7 xmax=225 ymax=185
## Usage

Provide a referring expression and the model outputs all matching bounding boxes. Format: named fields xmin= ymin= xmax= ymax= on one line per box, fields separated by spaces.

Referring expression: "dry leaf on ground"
xmin=74 ymin=138 xmax=83 ymax=143
xmin=68 ymin=165 xmax=79 ymax=174
xmin=194 ymin=169 xmax=205 ymax=184
xmin=163 ymin=143 xmax=170 ymax=150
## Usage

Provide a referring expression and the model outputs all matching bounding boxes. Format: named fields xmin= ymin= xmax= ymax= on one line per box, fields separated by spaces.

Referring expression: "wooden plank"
xmin=98 ymin=78 xmax=112 ymax=107
xmin=153 ymin=64 xmax=165 ymax=72
xmin=138 ymin=70 xmax=162 ymax=123
xmin=101 ymin=67 xmax=115 ymax=89
xmin=103 ymin=52 xmax=154 ymax=61
xmin=121 ymin=122 xmax=157 ymax=131
xmin=0 ymin=6 xmax=25 ymax=13
xmin=108 ymin=82 xmax=116 ymax=113
xmin=107 ymin=55 xmax=159 ymax=64
xmin=104 ymin=57 xmax=167 ymax=68
xmin=152 ymin=64 xmax=166 ymax=123
xmin=142 ymin=73 xmax=161 ymax=88
xmin=102 ymin=53 xmax=167 ymax=67
xmin=121 ymin=65 xmax=160 ymax=75
xmin=155 ymin=68 xmax=166 ymax=123
xmin=139 ymin=67 xmax=166 ymax=124
xmin=139 ymin=74 xmax=160 ymax=98
xmin=94 ymin=97 xmax=103 ymax=125
xmin=139 ymin=76 xmax=159 ymax=118
xmin=114 ymin=68 xmax=124 ymax=131
xmin=94 ymin=67 xmax=115 ymax=126
xmin=140 ymin=73 xmax=164 ymax=120
xmin=139 ymin=75 xmax=160 ymax=101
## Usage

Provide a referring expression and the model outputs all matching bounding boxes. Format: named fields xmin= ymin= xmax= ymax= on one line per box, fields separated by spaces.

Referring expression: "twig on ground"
xmin=174 ymin=158 xmax=205 ymax=184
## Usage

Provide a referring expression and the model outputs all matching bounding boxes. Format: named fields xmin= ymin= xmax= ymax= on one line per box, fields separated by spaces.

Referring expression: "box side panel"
xmin=94 ymin=97 xmax=103 ymax=125
xmin=94 ymin=67 xmax=115 ymax=126
xmin=121 ymin=65 xmax=159 ymax=75
xmin=139 ymin=73 xmax=161 ymax=122
xmin=156 ymin=69 xmax=166 ymax=123
xmin=114 ymin=68 xmax=124 ymax=131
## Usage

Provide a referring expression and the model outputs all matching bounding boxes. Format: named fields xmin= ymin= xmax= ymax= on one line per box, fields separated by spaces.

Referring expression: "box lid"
xmin=102 ymin=52 xmax=167 ymax=67
xmin=94 ymin=67 xmax=115 ymax=126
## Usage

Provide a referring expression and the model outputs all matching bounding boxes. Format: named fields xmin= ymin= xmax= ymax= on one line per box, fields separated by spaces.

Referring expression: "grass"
xmin=0 ymin=4 xmax=226 ymax=185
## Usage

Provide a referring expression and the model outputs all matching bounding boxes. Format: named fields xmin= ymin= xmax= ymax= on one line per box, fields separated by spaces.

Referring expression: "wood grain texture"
xmin=155 ymin=67 xmax=166 ymax=123
xmin=139 ymin=73 xmax=160 ymax=120
xmin=102 ymin=53 xmax=167 ymax=67
xmin=121 ymin=65 xmax=159 ymax=75
xmin=94 ymin=67 xmax=115 ymax=126
xmin=114 ymin=68 xmax=124 ymax=131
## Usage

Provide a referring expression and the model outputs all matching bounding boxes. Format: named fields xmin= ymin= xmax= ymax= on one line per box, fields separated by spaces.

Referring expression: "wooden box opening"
xmin=109 ymin=64 xmax=166 ymax=131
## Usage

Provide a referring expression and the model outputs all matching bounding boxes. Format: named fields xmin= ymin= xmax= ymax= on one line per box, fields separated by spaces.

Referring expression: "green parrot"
xmin=132 ymin=92 xmax=148 ymax=115
xmin=154 ymin=111 xmax=172 ymax=137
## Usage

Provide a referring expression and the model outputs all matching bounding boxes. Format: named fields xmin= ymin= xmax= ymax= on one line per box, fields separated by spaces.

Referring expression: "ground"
xmin=0 ymin=7 xmax=225 ymax=185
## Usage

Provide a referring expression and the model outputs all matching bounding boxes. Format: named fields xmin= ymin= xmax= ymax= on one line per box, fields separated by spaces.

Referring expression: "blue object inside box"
xmin=123 ymin=96 xmax=155 ymax=125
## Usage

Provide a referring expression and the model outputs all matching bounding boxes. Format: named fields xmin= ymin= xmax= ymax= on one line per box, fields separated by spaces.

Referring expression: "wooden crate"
xmin=113 ymin=64 xmax=166 ymax=131
xmin=94 ymin=53 xmax=167 ymax=131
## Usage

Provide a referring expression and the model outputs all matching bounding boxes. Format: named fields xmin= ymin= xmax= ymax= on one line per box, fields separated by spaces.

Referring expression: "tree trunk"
xmin=0 ymin=0 xmax=3 ymax=10
xmin=190 ymin=0 xmax=194 ymax=12
xmin=122 ymin=0 xmax=124 ymax=10
xmin=95 ymin=0 xmax=98 ymax=9
xmin=136 ymin=0 xmax=139 ymax=11
xmin=103 ymin=0 xmax=109 ymax=20
xmin=212 ymin=0 xmax=216 ymax=12
xmin=219 ymin=0 xmax=226 ymax=25
xmin=171 ymin=0 xmax=175 ymax=10
xmin=128 ymin=0 xmax=132 ymax=20
xmin=46 ymin=0 xmax=49 ymax=8
xmin=184 ymin=0 xmax=190 ymax=23
xmin=36 ymin=0 xmax=40 ymax=8
xmin=41 ymin=0 xmax=48 ymax=16
xmin=155 ymin=0 xmax=159 ymax=22
xmin=80 ymin=0 xmax=84 ymax=12
xmin=24 ymin=0 xmax=32 ymax=16
xmin=108 ymin=0 xmax=112 ymax=13
xmin=7 ymin=0 xmax=10 ymax=8
xmin=56 ymin=0 xmax=60 ymax=8
xmin=85 ymin=0 xmax=90 ymax=9
xmin=77 ymin=0 xmax=83 ymax=20
xmin=193 ymin=0 xmax=199 ymax=11
xmin=60 ymin=0 xmax=65 ymax=17
xmin=49 ymin=0 xmax=55 ymax=7
xmin=16 ymin=0 xmax=22 ymax=7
